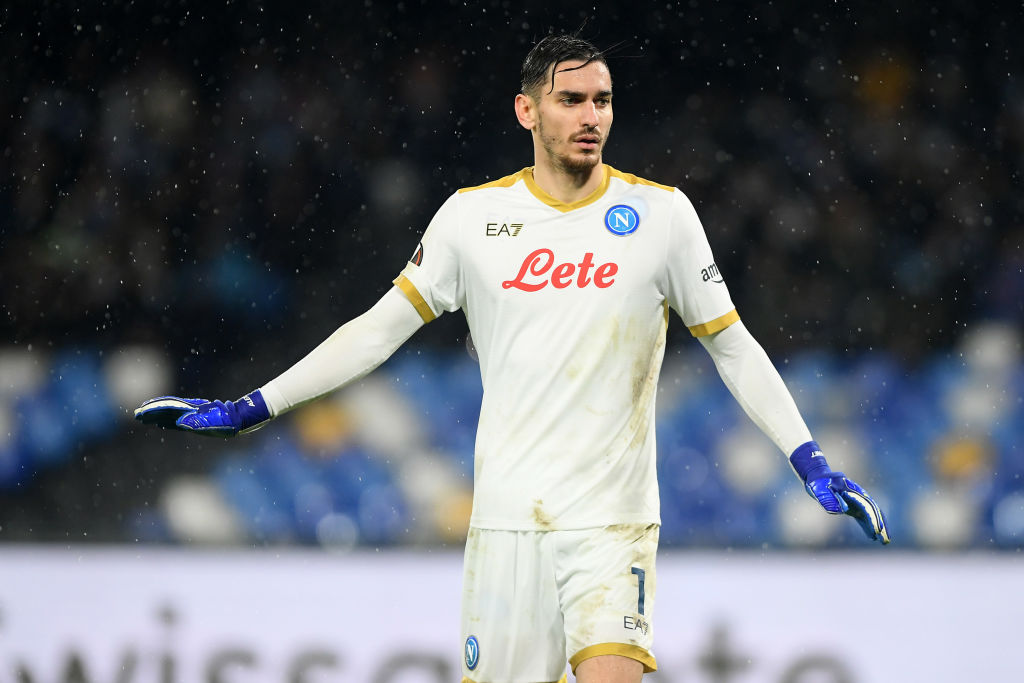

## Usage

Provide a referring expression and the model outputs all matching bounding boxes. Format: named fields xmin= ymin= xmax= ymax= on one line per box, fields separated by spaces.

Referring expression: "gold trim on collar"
xmin=607 ymin=166 xmax=674 ymax=192
xmin=522 ymin=165 xmax=612 ymax=213
xmin=458 ymin=169 xmax=529 ymax=193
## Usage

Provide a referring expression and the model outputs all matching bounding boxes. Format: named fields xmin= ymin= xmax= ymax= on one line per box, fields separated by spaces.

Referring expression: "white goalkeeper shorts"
xmin=460 ymin=523 xmax=659 ymax=683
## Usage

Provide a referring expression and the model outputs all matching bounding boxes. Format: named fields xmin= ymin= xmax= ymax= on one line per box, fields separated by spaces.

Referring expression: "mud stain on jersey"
xmin=605 ymin=522 xmax=645 ymax=544
xmin=532 ymin=498 xmax=554 ymax=530
xmin=569 ymin=315 xmax=621 ymax=385
xmin=464 ymin=528 xmax=482 ymax=572
xmin=627 ymin=318 xmax=666 ymax=450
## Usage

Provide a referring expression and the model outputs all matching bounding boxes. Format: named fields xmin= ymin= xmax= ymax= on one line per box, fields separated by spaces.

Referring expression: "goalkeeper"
xmin=136 ymin=32 xmax=888 ymax=683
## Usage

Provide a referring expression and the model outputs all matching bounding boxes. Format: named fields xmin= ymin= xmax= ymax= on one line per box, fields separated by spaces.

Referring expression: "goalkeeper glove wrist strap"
xmin=789 ymin=440 xmax=832 ymax=484
xmin=235 ymin=389 xmax=271 ymax=431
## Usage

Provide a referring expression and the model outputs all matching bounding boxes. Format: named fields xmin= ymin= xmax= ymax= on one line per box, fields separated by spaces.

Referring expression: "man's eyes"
xmin=560 ymin=97 xmax=611 ymax=105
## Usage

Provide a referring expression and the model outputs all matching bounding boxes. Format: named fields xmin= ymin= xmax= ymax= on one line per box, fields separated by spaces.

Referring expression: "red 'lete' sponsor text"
xmin=502 ymin=248 xmax=618 ymax=292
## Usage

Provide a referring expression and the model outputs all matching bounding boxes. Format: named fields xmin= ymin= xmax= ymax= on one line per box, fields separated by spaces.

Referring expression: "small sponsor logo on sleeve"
xmin=701 ymin=263 xmax=724 ymax=283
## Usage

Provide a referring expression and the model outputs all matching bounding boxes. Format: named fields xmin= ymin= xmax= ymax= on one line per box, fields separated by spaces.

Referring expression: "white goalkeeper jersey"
xmin=395 ymin=165 xmax=738 ymax=530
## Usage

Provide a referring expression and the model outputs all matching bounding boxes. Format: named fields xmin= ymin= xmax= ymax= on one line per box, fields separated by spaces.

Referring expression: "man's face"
xmin=530 ymin=59 xmax=613 ymax=174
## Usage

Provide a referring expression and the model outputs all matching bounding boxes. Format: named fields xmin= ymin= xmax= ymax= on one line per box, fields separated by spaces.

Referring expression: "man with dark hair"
xmin=137 ymin=32 xmax=889 ymax=683
xmin=520 ymin=34 xmax=607 ymax=98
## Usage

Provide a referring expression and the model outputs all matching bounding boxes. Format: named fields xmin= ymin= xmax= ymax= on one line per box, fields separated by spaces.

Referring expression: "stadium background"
xmin=0 ymin=1 xmax=1022 ymax=680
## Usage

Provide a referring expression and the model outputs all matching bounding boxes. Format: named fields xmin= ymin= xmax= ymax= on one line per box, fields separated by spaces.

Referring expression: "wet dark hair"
xmin=520 ymin=34 xmax=607 ymax=99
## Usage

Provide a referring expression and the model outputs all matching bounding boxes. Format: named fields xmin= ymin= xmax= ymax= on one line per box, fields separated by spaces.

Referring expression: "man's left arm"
xmin=698 ymin=321 xmax=891 ymax=544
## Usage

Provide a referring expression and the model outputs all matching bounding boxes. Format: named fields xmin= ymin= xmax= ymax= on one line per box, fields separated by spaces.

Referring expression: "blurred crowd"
xmin=0 ymin=1 xmax=1021 ymax=547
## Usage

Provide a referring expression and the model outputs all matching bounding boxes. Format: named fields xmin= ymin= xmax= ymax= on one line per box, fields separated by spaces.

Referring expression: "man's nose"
xmin=580 ymin=102 xmax=599 ymax=127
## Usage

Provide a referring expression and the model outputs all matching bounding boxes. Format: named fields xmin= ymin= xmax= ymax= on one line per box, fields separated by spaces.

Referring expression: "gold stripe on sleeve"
xmin=569 ymin=642 xmax=658 ymax=673
xmin=393 ymin=274 xmax=437 ymax=323
xmin=687 ymin=308 xmax=740 ymax=337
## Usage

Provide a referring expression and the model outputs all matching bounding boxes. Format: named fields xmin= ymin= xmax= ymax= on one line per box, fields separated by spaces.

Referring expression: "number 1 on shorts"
xmin=631 ymin=566 xmax=646 ymax=615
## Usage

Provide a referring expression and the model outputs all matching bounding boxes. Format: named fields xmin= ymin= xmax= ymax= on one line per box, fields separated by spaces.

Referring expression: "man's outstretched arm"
xmin=135 ymin=286 xmax=425 ymax=436
xmin=698 ymin=320 xmax=890 ymax=544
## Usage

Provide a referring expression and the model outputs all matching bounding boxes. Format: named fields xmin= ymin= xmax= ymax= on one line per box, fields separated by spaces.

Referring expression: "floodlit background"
xmin=0 ymin=1 xmax=1022 ymax=681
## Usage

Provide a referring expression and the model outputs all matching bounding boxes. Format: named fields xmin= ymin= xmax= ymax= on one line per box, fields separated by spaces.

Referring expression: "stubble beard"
xmin=537 ymin=116 xmax=603 ymax=178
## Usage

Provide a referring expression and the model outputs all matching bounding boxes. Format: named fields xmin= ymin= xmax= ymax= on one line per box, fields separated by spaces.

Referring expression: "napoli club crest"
xmin=604 ymin=204 xmax=640 ymax=235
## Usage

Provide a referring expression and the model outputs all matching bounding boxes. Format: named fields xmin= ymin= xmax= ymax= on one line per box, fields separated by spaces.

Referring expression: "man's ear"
xmin=515 ymin=93 xmax=536 ymax=131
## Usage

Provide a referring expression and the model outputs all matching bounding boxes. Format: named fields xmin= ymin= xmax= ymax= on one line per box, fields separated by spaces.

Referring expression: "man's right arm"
xmin=259 ymin=285 xmax=425 ymax=416
xmin=137 ymin=192 xmax=461 ymax=436
xmin=134 ymin=286 xmax=425 ymax=435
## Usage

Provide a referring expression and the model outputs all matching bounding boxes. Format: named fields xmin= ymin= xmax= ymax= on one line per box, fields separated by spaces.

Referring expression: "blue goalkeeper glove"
xmin=790 ymin=441 xmax=891 ymax=545
xmin=134 ymin=390 xmax=271 ymax=437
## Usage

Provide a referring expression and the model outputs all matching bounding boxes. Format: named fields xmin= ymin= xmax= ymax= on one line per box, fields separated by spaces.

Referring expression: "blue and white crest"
xmin=604 ymin=204 xmax=640 ymax=235
xmin=465 ymin=635 xmax=480 ymax=671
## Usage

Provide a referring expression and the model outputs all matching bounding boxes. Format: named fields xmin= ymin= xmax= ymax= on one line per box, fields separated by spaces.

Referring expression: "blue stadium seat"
xmin=213 ymin=454 xmax=296 ymax=543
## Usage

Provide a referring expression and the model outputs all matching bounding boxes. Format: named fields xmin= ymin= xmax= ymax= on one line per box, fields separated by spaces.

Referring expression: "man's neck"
xmin=531 ymin=159 xmax=605 ymax=205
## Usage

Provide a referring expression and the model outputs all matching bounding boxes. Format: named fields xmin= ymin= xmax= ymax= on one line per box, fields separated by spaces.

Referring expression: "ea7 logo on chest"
xmin=502 ymin=248 xmax=618 ymax=291
xmin=486 ymin=222 xmax=523 ymax=237
xmin=701 ymin=262 xmax=724 ymax=283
